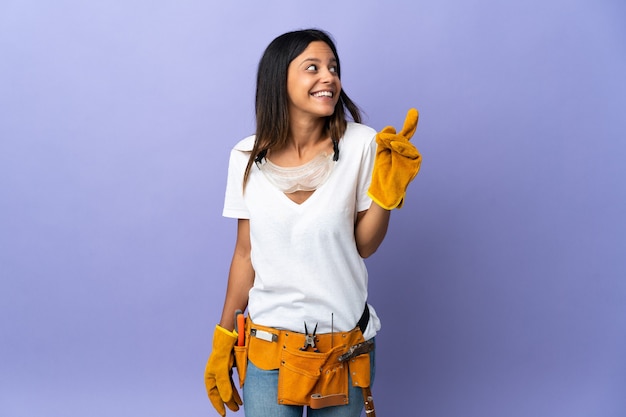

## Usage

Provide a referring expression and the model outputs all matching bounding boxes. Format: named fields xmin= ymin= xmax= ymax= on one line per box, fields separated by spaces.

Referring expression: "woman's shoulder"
xmin=343 ymin=123 xmax=376 ymax=150
xmin=233 ymin=135 xmax=255 ymax=152
xmin=345 ymin=122 xmax=377 ymax=138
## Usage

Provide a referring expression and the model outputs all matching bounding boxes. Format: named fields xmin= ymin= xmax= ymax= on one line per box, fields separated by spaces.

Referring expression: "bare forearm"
xmin=219 ymin=256 xmax=254 ymax=330
xmin=218 ymin=219 xmax=254 ymax=331
xmin=355 ymin=202 xmax=391 ymax=258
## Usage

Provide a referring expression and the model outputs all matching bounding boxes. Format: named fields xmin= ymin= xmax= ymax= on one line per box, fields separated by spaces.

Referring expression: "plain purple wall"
xmin=1 ymin=1 xmax=625 ymax=416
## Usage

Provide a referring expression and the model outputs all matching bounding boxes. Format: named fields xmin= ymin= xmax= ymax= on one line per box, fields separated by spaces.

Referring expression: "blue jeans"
xmin=242 ymin=340 xmax=376 ymax=417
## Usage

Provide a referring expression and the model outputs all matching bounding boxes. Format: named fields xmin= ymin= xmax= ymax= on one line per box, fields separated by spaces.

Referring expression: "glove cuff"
xmin=368 ymin=191 xmax=403 ymax=210
xmin=215 ymin=324 xmax=238 ymax=339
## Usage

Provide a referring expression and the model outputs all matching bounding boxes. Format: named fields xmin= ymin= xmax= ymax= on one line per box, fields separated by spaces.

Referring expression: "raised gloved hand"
xmin=368 ymin=108 xmax=422 ymax=210
xmin=204 ymin=325 xmax=242 ymax=416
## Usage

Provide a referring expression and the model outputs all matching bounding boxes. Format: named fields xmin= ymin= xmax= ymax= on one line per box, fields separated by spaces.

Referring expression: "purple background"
xmin=1 ymin=1 xmax=625 ymax=416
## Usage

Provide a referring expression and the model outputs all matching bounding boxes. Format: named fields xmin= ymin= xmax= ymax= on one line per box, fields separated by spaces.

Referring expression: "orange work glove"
xmin=204 ymin=325 xmax=242 ymax=416
xmin=368 ymin=108 xmax=422 ymax=210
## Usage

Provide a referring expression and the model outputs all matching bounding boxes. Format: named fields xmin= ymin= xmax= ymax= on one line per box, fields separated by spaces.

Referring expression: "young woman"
xmin=205 ymin=29 xmax=421 ymax=417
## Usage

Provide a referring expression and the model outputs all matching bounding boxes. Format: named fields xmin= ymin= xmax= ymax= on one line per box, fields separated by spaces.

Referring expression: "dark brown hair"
xmin=243 ymin=29 xmax=362 ymax=188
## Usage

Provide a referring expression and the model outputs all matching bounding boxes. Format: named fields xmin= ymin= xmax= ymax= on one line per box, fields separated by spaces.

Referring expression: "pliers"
xmin=300 ymin=322 xmax=319 ymax=352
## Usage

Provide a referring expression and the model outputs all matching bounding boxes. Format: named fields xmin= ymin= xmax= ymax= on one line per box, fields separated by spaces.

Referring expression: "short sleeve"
xmin=222 ymin=138 xmax=254 ymax=219
xmin=356 ymin=132 xmax=377 ymax=213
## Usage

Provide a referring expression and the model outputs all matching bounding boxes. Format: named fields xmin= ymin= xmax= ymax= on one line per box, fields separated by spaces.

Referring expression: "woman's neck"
xmin=270 ymin=118 xmax=331 ymax=166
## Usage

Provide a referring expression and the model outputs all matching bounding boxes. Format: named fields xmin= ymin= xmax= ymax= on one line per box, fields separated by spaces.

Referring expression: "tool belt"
xmin=233 ymin=317 xmax=373 ymax=408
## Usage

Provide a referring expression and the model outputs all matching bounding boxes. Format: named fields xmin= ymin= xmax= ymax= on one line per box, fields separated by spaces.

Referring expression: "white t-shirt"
xmin=223 ymin=122 xmax=381 ymax=340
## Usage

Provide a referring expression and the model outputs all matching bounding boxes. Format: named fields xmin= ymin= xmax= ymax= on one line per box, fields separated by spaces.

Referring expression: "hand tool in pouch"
xmin=338 ymin=339 xmax=377 ymax=416
xmin=300 ymin=322 xmax=319 ymax=352
xmin=234 ymin=309 xmax=245 ymax=347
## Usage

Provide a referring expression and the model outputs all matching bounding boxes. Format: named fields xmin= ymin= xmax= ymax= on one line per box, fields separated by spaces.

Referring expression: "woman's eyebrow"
xmin=300 ymin=57 xmax=337 ymax=65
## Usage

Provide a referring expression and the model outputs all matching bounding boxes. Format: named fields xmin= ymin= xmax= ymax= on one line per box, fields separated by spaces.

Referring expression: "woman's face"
xmin=286 ymin=41 xmax=341 ymax=122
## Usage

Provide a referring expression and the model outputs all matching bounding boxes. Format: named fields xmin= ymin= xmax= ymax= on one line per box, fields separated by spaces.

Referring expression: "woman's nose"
xmin=320 ymin=67 xmax=335 ymax=82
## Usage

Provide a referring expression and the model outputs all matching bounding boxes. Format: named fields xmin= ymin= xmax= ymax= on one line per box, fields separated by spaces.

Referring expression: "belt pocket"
xmin=277 ymin=346 xmax=348 ymax=406
xmin=348 ymin=352 xmax=371 ymax=388
xmin=233 ymin=345 xmax=248 ymax=388
xmin=248 ymin=328 xmax=281 ymax=370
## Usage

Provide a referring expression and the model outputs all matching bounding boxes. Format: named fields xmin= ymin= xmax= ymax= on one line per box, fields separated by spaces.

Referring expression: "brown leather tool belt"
xmin=235 ymin=317 xmax=373 ymax=408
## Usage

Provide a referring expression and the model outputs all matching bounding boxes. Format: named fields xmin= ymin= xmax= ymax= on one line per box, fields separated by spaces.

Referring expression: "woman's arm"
xmin=354 ymin=202 xmax=391 ymax=258
xmin=218 ymin=218 xmax=255 ymax=331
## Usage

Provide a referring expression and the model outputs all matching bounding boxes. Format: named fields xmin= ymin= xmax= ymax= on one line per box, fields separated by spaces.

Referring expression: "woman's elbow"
xmin=357 ymin=243 xmax=379 ymax=259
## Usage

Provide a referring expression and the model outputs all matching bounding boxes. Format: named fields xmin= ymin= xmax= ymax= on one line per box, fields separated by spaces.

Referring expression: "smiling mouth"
xmin=311 ymin=91 xmax=334 ymax=98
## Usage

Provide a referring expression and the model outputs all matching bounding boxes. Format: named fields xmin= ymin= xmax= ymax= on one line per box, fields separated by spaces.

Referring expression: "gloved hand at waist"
xmin=204 ymin=325 xmax=242 ymax=416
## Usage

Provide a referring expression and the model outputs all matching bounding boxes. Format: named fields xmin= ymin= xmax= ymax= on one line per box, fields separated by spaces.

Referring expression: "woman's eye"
xmin=305 ymin=64 xmax=338 ymax=74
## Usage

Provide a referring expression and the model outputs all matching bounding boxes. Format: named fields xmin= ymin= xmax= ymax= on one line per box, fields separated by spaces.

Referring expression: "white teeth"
xmin=312 ymin=91 xmax=333 ymax=97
